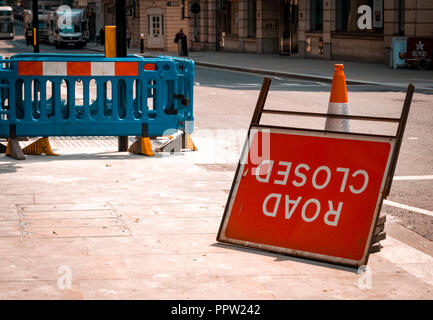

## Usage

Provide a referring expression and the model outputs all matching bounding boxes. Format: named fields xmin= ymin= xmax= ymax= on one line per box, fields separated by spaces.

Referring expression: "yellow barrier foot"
xmin=183 ymin=133 xmax=198 ymax=151
xmin=22 ymin=137 xmax=59 ymax=156
xmin=6 ymin=138 xmax=26 ymax=160
xmin=128 ymin=137 xmax=155 ymax=156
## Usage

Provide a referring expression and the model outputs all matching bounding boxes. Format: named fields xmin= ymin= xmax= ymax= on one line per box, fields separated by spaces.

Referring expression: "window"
xmin=247 ymin=0 xmax=256 ymax=38
xmin=310 ymin=0 xmax=323 ymax=31
xmin=336 ymin=0 xmax=384 ymax=33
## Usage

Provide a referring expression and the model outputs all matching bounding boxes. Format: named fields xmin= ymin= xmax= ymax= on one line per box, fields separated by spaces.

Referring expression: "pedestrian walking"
xmin=99 ymin=28 xmax=105 ymax=45
xmin=174 ymin=28 xmax=183 ymax=56
xmin=127 ymin=28 xmax=131 ymax=49
xmin=174 ymin=28 xmax=188 ymax=57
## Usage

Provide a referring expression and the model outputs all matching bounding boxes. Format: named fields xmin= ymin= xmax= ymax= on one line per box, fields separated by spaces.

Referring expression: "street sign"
xmin=191 ymin=3 xmax=200 ymax=14
xmin=406 ymin=37 xmax=433 ymax=70
xmin=217 ymin=127 xmax=395 ymax=267
xmin=125 ymin=7 xmax=133 ymax=16
xmin=217 ymin=77 xmax=414 ymax=268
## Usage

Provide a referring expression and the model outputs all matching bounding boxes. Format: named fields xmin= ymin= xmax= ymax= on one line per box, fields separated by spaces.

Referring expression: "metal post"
xmin=250 ymin=77 xmax=272 ymax=127
xmin=383 ymin=84 xmax=415 ymax=198
xmin=115 ymin=0 xmax=127 ymax=58
xmin=32 ymin=0 xmax=39 ymax=53
xmin=140 ymin=33 xmax=144 ymax=53
xmin=115 ymin=0 xmax=128 ymax=151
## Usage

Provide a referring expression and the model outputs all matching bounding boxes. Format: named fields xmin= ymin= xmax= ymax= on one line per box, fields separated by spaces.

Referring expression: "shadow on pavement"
xmin=0 ymin=151 xmax=183 ymax=163
xmin=0 ymin=162 xmax=22 ymax=174
xmin=210 ymin=242 xmax=359 ymax=274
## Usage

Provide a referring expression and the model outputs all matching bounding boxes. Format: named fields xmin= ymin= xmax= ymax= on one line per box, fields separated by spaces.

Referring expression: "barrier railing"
xmin=0 ymin=53 xmax=195 ymax=159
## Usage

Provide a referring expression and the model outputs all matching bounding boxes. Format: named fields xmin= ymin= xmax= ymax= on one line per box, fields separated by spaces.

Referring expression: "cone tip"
xmin=334 ymin=64 xmax=344 ymax=71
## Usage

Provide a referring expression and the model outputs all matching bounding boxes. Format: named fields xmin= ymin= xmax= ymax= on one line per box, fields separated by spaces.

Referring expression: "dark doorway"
xmin=215 ymin=0 xmax=228 ymax=51
xmin=280 ymin=0 xmax=298 ymax=55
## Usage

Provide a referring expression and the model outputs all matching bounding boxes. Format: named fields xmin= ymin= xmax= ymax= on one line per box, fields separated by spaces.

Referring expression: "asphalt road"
xmin=2 ymin=22 xmax=433 ymax=243
xmin=194 ymin=65 xmax=407 ymax=93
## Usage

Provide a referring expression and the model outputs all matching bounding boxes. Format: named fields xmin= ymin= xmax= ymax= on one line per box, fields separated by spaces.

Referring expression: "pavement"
xmin=1 ymin=135 xmax=433 ymax=299
xmin=0 ymin=41 xmax=433 ymax=300
xmin=85 ymin=42 xmax=433 ymax=92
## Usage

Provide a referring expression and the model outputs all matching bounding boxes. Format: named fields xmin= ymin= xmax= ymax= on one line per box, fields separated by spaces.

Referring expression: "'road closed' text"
xmin=252 ymin=160 xmax=370 ymax=227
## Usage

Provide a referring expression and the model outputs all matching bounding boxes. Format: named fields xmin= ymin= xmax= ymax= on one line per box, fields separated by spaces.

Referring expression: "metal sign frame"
xmin=217 ymin=78 xmax=415 ymax=268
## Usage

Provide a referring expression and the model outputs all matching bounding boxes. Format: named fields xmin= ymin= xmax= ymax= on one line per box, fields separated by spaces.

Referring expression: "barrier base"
xmin=0 ymin=143 xmax=6 ymax=153
xmin=369 ymin=214 xmax=386 ymax=254
xmin=22 ymin=137 xmax=59 ymax=156
xmin=183 ymin=133 xmax=198 ymax=151
xmin=128 ymin=137 xmax=155 ymax=156
xmin=6 ymin=138 xmax=26 ymax=160
xmin=155 ymin=133 xmax=182 ymax=153
xmin=155 ymin=132 xmax=198 ymax=153
xmin=118 ymin=136 xmax=129 ymax=152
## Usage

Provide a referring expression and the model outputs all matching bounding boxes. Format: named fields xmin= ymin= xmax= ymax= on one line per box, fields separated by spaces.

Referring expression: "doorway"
xmin=215 ymin=0 xmax=228 ymax=51
xmin=280 ymin=0 xmax=298 ymax=55
xmin=147 ymin=9 xmax=164 ymax=49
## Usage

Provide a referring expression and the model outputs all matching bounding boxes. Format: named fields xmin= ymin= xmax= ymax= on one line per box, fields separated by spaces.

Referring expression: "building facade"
xmin=192 ymin=0 xmax=433 ymax=64
xmin=100 ymin=0 xmax=190 ymax=51
xmin=78 ymin=0 xmax=103 ymax=42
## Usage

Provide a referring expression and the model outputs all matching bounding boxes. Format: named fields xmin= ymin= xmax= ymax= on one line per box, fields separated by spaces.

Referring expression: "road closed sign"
xmin=217 ymin=127 xmax=395 ymax=267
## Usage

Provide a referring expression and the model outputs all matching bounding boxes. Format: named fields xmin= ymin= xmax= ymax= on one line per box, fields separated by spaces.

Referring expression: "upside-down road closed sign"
xmin=217 ymin=127 xmax=395 ymax=267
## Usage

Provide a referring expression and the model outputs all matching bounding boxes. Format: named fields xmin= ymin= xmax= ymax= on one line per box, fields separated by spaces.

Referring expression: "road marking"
xmin=214 ymin=84 xmax=260 ymax=88
xmin=378 ymin=236 xmax=433 ymax=287
xmin=383 ymin=200 xmax=433 ymax=217
xmin=394 ymin=175 xmax=433 ymax=180
xmin=280 ymin=83 xmax=330 ymax=87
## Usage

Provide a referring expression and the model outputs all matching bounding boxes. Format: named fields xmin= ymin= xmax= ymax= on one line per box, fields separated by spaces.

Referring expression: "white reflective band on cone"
xmin=325 ymin=102 xmax=350 ymax=132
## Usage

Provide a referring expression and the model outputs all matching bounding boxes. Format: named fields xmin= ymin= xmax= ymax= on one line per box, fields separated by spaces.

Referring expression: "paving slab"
xmin=0 ymin=134 xmax=432 ymax=299
xmin=0 ymin=281 xmax=83 ymax=300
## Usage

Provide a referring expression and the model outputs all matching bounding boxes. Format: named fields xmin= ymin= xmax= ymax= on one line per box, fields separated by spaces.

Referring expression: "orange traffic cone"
xmin=325 ymin=64 xmax=350 ymax=132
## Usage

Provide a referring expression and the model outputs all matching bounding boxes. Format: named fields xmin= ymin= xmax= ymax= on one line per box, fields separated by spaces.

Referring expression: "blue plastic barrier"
xmin=0 ymin=53 xmax=194 ymax=138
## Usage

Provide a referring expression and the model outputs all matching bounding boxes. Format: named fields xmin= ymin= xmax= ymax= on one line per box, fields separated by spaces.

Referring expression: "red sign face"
xmin=218 ymin=128 xmax=395 ymax=267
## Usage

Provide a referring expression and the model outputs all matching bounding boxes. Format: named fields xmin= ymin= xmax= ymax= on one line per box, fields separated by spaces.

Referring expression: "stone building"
xmin=101 ymin=0 xmax=190 ymax=50
xmin=79 ymin=1 xmax=103 ymax=42
xmin=193 ymin=0 xmax=433 ymax=64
